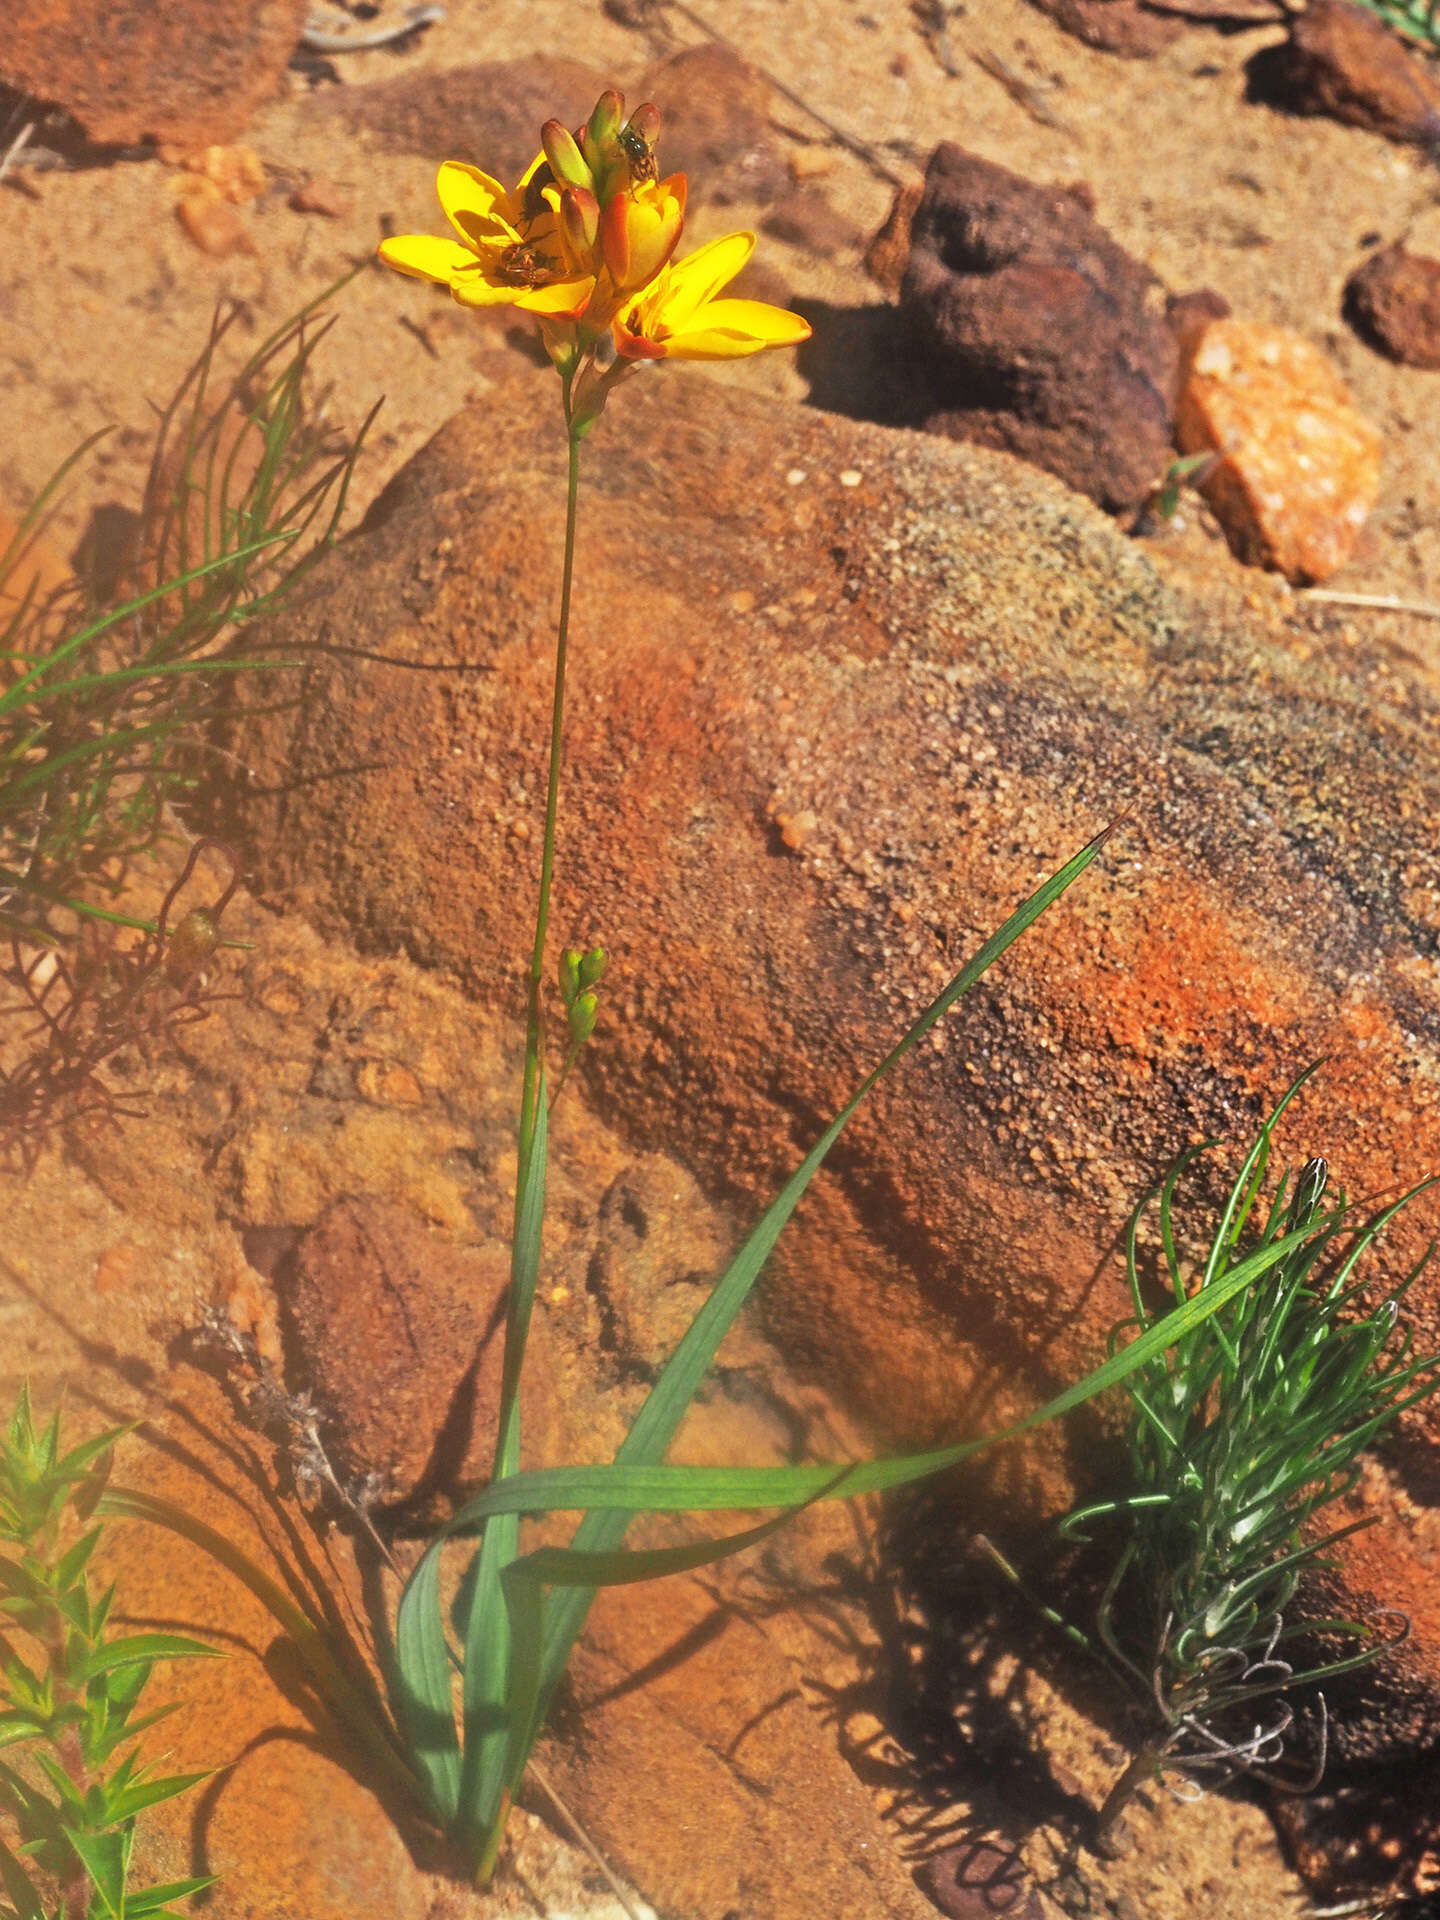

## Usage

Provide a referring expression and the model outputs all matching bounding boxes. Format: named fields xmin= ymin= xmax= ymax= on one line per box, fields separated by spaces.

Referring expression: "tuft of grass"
xmin=0 ymin=275 xmax=373 ymax=950
xmin=0 ymin=1387 xmax=219 ymax=1920
xmin=992 ymin=1074 xmax=1440 ymax=1850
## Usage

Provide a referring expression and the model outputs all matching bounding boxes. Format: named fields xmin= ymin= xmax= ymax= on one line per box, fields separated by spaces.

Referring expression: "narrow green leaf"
xmin=457 ymin=1062 xmax=549 ymax=1842
xmin=392 ymin=1543 xmax=461 ymax=1823
xmin=67 ymin=1829 xmax=128 ymax=1919
xmin=80 ymin=1634 xmax=219 ymax=1682
xmin=124 ymin=1879 xmax=216 ymax=1917
xmin=103 ymin=1770 xmax=212 ymax=1825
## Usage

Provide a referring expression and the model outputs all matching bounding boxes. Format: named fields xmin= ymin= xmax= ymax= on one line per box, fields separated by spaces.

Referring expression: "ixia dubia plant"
xmin=988 ymin=1074 xmax=1440 ymax=1849
xmin=0 ymin=1389 xmax=217 ymax=1920
xmin=110 ymin=88 xmax=1350 ymax=1892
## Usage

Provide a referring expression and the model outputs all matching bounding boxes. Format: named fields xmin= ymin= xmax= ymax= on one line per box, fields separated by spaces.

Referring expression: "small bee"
xmin=619 ymin=121 xmax=658 ymax=185
xmin=496 ymin=242 xmax=557 ymax=287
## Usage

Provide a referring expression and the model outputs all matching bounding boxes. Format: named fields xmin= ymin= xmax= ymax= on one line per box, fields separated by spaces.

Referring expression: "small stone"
xmin=175 ymin=180 xmax=258 ymax=257
xmin=1345 ymin=242 xmax=1440 ymax=369
xmin=787 ymin=143 xmax=835 ymax=182
xmin=354 ymin=1059 xmax=425 ymax=1108
xmin=1176 ymin=317 xmax=1382 ymax=583
xmin=179 ymin=142 xmax=266 ymax=204
xmin=1253 ymin=0 xmax=1440 ymax=146
xmin=776 ymin=809 xmax=819 ymax=851
xmin=1029 ymin=0 xmax=1184 ymax=57
xmin=289 ymin=174 xmax=350 ymax=218
xmin=839 ymin=469 xmax=863 ymax=487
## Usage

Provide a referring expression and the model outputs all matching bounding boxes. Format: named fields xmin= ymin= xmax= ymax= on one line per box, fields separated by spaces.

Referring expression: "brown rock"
xmin=285 ymin=1196 xmax=550 ymax=1510
xmin=1346 ymin=242 xmax=1440 ymax=369
xmin=640 ymin=43 xmax=791 ymax=205
xmin=0 ymin=0 xmax=310 ymax=149
xmin=324 ymin=54 xmax=613 ymax=176
xmin=1175 ymin=317 xmax=1382 ymax=582
xmin=1253 ymin=0 xmax=1440 ymax=146
xmin=1028 ymin=0 xmax=1186 ymax=57
xmin=900 ymin=143 xmax=1179 ymax=514
xmin=217 ymin=363 xmax=1440 ymax=1754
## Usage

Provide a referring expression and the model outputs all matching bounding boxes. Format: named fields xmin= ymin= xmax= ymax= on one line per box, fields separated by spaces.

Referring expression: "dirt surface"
xmin=3 ymin=0 xmax=1440 ymax=648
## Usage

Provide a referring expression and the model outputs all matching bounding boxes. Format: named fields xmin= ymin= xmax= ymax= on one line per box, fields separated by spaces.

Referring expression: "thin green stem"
xmin=515 ymin=385 xmax=583 ymax=1174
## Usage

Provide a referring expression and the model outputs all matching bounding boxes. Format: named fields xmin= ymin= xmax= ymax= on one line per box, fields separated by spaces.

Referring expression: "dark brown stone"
xmin=1028 ymin=0 xmax=1185 ymax=56
xmin=285 ymin=1195 xmax=540 ymax=1511
xmin=900 ymin=142 xmax=1179 ymax=513
xmin=1251 ymin=0 xmax=1440 ymax=146
xmin=0 ymin=0 xmax=309 ymax=149
xmin=640 ymin=43 xmax=790 ymax=206
xmin=1346 ymin=242 xmax=1440 ymax=369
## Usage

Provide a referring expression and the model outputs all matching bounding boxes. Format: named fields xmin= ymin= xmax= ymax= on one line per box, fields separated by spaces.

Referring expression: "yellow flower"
xmin=379 ymin=156 xmax=596 ymax=317
xmin=612 ymin=232 xmax=811 ymax=361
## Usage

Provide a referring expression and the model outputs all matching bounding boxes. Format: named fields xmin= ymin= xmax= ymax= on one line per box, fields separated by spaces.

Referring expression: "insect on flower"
xmin=619 ymin=121 xmax=658 ymax=186
xmin=497 ymin=242 xmax=559 ymax=288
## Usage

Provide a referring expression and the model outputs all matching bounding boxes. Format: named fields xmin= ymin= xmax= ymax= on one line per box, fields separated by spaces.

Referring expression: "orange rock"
xmin=179 ymin=142 xmax=267 ymax=205
xmin=175 ymin=177 xmax=258 ymax=258
xmin=1176 ymin=317 xmax=1382 ymax=584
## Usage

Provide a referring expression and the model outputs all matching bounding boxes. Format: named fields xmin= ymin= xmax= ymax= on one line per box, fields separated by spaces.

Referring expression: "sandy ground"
xmin=2 ymin=0 xmax=1440 ymax=657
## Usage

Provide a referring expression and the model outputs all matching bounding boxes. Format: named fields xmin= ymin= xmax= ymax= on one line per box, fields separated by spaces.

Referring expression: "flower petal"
xmin=663 ymin=299 xmax=813 ymax=359
xmin=378 ymin=233 xmax=479 ymax=285
xmin=659 ymin=232 xmax=755 ymax=329
xmin=515 ymin=274 xmax=597 ymax=317
xmin=438 ymin=161 xmax=520 ymax=244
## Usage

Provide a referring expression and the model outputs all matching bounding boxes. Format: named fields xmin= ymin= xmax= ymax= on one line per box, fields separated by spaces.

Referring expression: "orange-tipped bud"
xmin=541 ymin=119 xmax=592 ymax=190
xmin=560 ymin=185 xmax=600 ymax=259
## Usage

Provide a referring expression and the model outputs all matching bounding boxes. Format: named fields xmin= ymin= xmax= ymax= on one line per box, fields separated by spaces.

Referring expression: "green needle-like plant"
xmin=995 ymin=1075 xmax=1440 ymax=1848
xmin=0 ymin=275 xmax=372 ymax=949
xmin=0 ymin=1389 xmax=219 ymax=1920
xmin=1353 ymin=0 xmax=1440 ymax=52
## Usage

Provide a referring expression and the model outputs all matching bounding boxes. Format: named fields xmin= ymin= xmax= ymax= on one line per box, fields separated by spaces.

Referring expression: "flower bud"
xmin=578 ymin=945 xmax=606 ymax=990
xmin=559 ymin=946 xmax=583 ymax=1007
xmin=586 ymin=90 xmax=625 ymax=151
xmin=541 ymin=119 xmax=593 ymax=191
xmin=560 ymin=185 xmax=600 ymax=260
xmin=600 ymin=190 xmax=630 ymax=285
xmin=569 ymin=990 xmax=599 ymax=1045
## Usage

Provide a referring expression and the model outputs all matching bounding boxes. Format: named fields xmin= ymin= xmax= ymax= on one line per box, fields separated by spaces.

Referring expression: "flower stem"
xmin=516 ymin=391 xmax=583 ymax=1164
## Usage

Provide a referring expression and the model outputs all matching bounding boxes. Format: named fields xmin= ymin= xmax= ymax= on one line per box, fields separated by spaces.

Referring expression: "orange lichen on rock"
xmin=1176 ymin=317 xmax=1382 ymax=583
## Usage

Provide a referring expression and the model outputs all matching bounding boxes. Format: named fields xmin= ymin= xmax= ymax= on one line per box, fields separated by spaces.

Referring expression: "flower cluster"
xmin=378 ymin=89 xmax=811 ymax=428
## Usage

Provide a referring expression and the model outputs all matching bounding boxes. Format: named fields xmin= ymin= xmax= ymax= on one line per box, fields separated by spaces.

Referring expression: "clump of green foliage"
xmin=1355 ymin=0 xmax=1440 ymax=53
xmin=0 ymin=1388 xmax=218 ymax=1920
xmin=0 ymin=278 xmax=370 ymax=949
xmin=1004 ymin=1077 xmax=1440 ymax=1847
xmin=0 ymin=280 xmax=372 ymax=1148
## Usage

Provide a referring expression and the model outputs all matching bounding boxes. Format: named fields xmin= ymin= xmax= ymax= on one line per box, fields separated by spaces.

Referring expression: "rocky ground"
xmin=7 ymin=0 xmax=1440 ymax=1916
